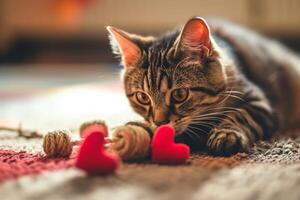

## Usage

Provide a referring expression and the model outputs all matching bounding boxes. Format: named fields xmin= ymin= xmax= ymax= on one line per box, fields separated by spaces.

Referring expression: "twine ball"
xmin=43 ymin=129 xmax=73 ymax=157
xmin=109 ymin=125 xmax=151 ymax=161
xmin=79 ymin=120 xmax=108 ymax=138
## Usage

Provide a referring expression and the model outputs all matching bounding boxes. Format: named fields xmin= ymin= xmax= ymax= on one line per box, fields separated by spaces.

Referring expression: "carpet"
xmin=1 ymin=133 xmax=300 ymax=200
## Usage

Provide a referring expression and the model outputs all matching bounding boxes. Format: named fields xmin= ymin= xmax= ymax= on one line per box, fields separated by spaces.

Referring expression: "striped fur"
xmin=107 ymin=17 xmax=300 ymax=156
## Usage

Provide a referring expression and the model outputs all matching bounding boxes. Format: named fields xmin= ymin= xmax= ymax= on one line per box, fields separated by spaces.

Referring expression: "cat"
xmin=107 ymin=17 xmax=300 ymax=156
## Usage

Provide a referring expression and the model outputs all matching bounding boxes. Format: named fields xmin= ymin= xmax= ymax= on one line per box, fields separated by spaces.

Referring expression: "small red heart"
xmin=152 ymin=124 xmax=190 ymax=165
xmin=75 ymin=130 xmax=120 ymax=175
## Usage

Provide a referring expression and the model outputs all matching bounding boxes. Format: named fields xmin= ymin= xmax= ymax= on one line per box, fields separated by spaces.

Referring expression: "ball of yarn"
xmin=79 ymin=120 xmax=108 ymax=138
xmin=43 ymin=129 xmax=73 ymax=157
xmin=109 ymin=125 xmax=151 ymax=161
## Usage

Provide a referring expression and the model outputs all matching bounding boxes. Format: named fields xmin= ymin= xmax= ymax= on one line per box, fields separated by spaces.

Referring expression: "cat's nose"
xmin=153 ymin=109 xmax=170 ymax=126
xmin=153 ymin=119 xmax=170 ymax=126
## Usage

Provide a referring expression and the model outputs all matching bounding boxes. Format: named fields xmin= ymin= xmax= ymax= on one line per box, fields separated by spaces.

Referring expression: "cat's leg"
xmin=206 ymin=98 xmax=276 ymax=156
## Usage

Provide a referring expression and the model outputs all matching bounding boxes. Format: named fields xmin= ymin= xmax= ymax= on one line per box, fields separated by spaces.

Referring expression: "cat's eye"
xmin=172 ymin=88 xmax=189 ymax=103
xmin=136 ymin=92 xmax=151 ymax=105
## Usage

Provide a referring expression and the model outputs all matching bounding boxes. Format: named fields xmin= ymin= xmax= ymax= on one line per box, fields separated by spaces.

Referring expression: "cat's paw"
xmin=207 ymin=128 xmax=250 ymax=156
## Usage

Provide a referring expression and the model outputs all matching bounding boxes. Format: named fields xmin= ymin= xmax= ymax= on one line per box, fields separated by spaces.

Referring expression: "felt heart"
xmin=75 ymin=130 xmax=120 ymax=175
xmin=152 ymin=124 xmax=190 ymax=165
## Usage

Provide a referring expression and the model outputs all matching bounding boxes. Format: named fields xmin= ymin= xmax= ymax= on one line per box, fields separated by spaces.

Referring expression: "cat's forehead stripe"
xmin=143 ymin=73 xmax=149 ymax=91
xmin=159 ymin=75 xmax=169 ymax=93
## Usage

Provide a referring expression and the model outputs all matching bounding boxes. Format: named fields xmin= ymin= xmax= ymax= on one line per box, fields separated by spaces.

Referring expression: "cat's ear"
xmin=175 ymin=17 xmax=211 ymax=58
xmin=106 ymin=26 xmax=142 ymax=67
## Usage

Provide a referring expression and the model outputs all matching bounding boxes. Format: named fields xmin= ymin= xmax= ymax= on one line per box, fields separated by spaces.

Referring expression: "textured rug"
xmin=1 ymin=134 xmax=300 ymax=200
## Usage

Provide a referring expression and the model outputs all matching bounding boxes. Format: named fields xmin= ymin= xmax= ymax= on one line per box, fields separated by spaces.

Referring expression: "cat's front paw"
xmin=207 ymin=128 xmax=250 ymax=156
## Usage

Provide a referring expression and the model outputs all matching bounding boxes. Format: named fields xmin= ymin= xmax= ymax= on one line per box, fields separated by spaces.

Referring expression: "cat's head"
xmin=107 ymin=17 xmax=230 ymax=136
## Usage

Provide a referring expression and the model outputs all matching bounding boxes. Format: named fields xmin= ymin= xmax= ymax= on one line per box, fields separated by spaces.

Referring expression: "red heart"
xmin=152 ymin=124 xmax=190 ymax=165
xmin=75 ymin=130 xmax=120 ymax=175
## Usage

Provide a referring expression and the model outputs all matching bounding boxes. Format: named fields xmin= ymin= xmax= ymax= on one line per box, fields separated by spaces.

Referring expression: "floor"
xmin=1 ymin=64 xmax=300 ymax=200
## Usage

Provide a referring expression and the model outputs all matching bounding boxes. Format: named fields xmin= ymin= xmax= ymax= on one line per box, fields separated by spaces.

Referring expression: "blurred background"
xmin=0 ymin=0 xmax=300 ymax=64
xmin=0 ymin=0 xmax=299 ymax=130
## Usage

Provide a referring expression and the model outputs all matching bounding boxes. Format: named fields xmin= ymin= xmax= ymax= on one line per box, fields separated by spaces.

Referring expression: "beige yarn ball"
xmin=43 ymin=129 xmax=73 ymax=157
xmin=79 ymin=120 xmax=107 ymax=138
xmin=109 ymin=125 xmax=151 ymax=161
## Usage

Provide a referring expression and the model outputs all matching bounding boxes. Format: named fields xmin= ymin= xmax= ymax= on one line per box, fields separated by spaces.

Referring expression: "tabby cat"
xmin=107 ymin=17 xmax=300 ymax=156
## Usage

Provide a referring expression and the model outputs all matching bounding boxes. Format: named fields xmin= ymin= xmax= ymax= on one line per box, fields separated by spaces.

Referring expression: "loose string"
xmin=0 ymin=123 xmax=43 ymax=139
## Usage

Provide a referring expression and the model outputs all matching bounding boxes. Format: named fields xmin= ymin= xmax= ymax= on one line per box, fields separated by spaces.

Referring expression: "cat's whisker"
xmin=189 ymin=119 xmax=217 ymax=127
xmin=186 ymin=127 xmax=205 ymax=142
xmin=189 ymin=121 xmax=213 ymax=130
xmin=190 ymin=117 xmax=224 ymax=124
xmin=187 ymin=117 xmax=224 ymax=127
xmin=202 ymin=105 xmax=243 ymax=113
xmin=221 ymin=90 xmax=244 ymax=96
xmin=192 ymin=112 xmax=236 ymax=120
xmin=182 ymin=110 xmax=235 ymax=122
xmin=188 ymin=124 xmax=209 ymax=135
xmin=188 ymin=123 xmax=214 ymax=135
xmin=192 ymin=110 xmax=237 ymax=118
xmin=184 ymin=131 xmax=200 ymax=142
xmin=212 ymin=87 xmax=241 ymax=106
xmin=214 ymin=92 xmax=232 ymax=106
xmin=220 ymin=94 xmax=246 ymax=102
xmin=223 ymin=90 xmax=244 ymax=95
xmin=174 ymin=120 xmax=190 ymax=130
xmin=178 ymin=114 xmax=224 ymax=124
xmin=190 ymin=114 xmax=225 ymax=121
xmin=191 ymin=113 xmax=238 ymax=126
xmin=187 ymin=125 xmax=207 ymax=135
xmin=178 ymin=119 xmax=220 ymax=130
xmin=222 ymin=92 xmax=244 ymax=97
xmin=191 ymin=117 xmax=236 ymax=127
